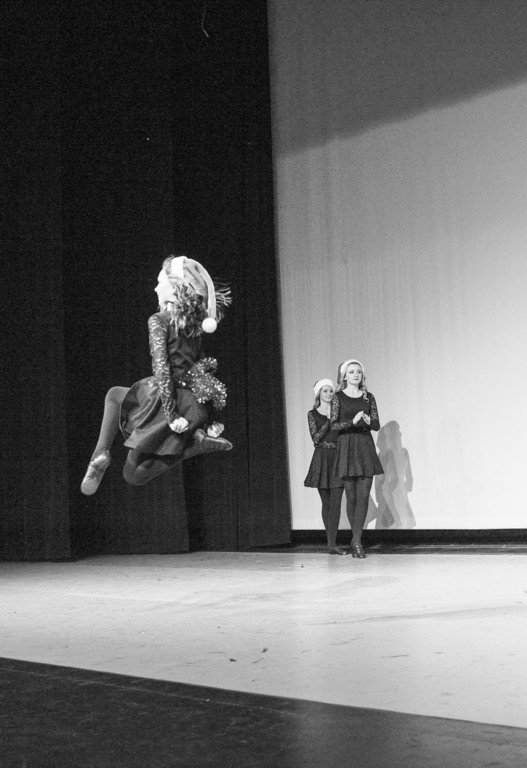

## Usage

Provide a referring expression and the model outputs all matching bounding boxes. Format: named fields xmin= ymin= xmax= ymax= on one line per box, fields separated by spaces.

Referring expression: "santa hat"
xmin=167 ymin=256 xmax=219 ymax=333
xmin=337 ymin=359 xmax=365 ymax=384
xmin=313 ymin=379 xmax=334 ymax=398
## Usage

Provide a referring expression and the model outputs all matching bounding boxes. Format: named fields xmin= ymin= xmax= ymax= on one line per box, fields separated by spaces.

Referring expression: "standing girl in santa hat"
xmin=330 ymin=360 xmax=383 ymax=558
xmin=304 ymin=379 xmax=347 ymax=555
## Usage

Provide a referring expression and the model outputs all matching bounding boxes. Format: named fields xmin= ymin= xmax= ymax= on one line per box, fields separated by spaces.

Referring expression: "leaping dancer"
xmin=81 ymin=255 xmax=232 ymax=495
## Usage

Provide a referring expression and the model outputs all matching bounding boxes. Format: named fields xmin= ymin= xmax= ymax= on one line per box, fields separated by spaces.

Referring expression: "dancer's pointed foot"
xmin=350 ymin=542 xmax=367 ymax=559
xmin=80 ymin=450 xmax=111 ymax=495
xmin=193 ymin=428 xmax=233 ymax=454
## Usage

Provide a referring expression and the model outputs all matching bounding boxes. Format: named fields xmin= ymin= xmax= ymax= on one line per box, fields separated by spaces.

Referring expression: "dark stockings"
xmin=123 ymin=450 xmax=181 ymax=486
xmin=343 ymin=476 xmax=373 ymax=545
xmin=92 ymin=386 xmax=129 ymax=456
xmin=91 ymin=386 xmax=184 ymax=486
xmin=318 ymin=487 xmax=344 ymax=548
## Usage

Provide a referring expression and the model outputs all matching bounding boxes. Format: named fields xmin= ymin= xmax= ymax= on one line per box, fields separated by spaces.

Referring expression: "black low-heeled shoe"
xmin=327 ymin=546 xmax=349 ymax=556
xmin=194 ymin=428 xmax=233 ymax=453
xmin=350 ymin=542 xmax=367 ymax=558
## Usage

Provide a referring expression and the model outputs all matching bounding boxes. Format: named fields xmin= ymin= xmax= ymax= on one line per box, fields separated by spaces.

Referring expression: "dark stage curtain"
xmin=60 ymin=2 xmax=188 ymax=559
xmin=173 ymin=3 xmax=291 ymax=549
xmin=2 ymin=2 xmax=71 ymax=560
xmin=2 ymin=0 xmax=291 ymax=561
xmin=181 ymin=138 xmax=291 ymax=550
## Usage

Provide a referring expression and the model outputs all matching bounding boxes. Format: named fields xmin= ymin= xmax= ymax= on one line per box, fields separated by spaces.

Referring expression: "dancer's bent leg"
xmin=123 ymin=450 xmax=181 ymax=486
xmin=81 ymin=386 xmax=129 ymax=495
xmin=176 ymin=390 xmax=232 ymax=457
xmin=123 ymin=432 xmax=232 ymax=485
xmin=181 ymin=428 xmax=233 ymax=459
xmin=93 ymin=386 xmax=129 ymax=455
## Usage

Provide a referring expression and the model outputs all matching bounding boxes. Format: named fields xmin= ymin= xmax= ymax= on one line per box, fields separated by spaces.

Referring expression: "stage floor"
xmin=1 ymin=549 xmax=527 ymax=729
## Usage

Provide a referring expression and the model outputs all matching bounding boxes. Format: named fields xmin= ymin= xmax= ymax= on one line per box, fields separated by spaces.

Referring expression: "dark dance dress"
xmin=120 ymin=312 xmax=209 ymax=457
xmin=304 ymin=409 xmax=343 ymax=489
xmin=331 ymin=390 xmax=384 ymax=479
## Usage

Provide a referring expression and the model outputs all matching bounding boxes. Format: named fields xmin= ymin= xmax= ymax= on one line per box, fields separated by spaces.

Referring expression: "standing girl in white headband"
xmin=80 ymin=254 xmax=232 ymax=495
xmin=330 ymin=359 xmax=383 ymax=558
xmin=304 ymin=378 xmax=347 ymax=555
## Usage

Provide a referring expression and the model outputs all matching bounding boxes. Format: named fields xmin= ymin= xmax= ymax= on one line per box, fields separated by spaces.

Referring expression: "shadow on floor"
xmin=1 ymin=658 xmax=526 ymax=768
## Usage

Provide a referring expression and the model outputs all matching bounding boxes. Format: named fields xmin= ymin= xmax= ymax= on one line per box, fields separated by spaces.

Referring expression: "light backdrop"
xmin=268 ymin=0 xmax=527 ymax=529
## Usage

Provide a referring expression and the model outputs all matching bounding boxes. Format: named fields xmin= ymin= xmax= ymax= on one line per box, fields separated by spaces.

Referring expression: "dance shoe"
xmin=193 ymin=428 xmax=233 ymax=454
xmin=350 ymin=542 xmax=367 ymax=559
xmin=327 ymin=546 xmax=349 ymax=556
xmin=80 ymin=450 xmax=111 ymax=495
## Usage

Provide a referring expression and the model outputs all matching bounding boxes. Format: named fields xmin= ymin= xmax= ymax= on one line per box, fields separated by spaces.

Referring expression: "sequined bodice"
xmin=148 ymin=312 xmax=202 ymax=422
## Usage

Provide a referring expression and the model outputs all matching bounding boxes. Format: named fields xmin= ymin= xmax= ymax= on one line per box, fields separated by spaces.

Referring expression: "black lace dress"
xmin=120 ymin=312 xmax=208 ymax=456
xmin=304 ymin=409 xmax=343 ymax=489
xmin=331 ymin=390 xmax=384 ymax=479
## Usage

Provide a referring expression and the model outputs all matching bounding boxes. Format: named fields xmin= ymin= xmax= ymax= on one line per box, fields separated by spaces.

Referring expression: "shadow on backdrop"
xmin=370 ymin=421 xmax=415 ymax=530
xmin=272 ymin=0 xmax=527 ymax=153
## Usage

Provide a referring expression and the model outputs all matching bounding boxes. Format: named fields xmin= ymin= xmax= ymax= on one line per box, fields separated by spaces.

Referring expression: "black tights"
xmin=343 ymin=476 xmax=373 ymax=545
xmin=317 ymin=487 xmax=344 ymax=548
xmin=91 ymin=386 xmax=197 ymax=486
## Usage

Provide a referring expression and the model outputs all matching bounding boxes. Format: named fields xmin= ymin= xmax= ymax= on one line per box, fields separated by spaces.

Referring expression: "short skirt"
xmin=333 ymin=433 xmax=384 ymax=479
xmin=120 ymin=377 xmax=207 ymax=457
xmin=304 ymin=445 xmax=343 ymax=489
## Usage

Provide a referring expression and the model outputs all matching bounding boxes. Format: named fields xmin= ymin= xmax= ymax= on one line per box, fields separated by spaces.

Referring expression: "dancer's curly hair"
xmin=162 ymin=255 xmax=232 ymax=324
xmin=163 ymin=281 xmax=207 ymax=337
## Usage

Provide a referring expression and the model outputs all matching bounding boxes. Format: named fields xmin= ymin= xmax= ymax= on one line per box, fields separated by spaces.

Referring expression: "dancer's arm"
xmin=307 ymin=411 xmax=330 ymax=446
xmin=148 ymin=314 xmax=180 ymax=425
xmin=330 ymin=394 xmax=353 ymax=432
xmin=368 ymin=393 xmax=380 ymax=431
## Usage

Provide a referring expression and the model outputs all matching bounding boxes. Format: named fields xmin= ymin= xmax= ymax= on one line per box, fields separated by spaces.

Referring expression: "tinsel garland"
xmin=187 ymin=357 xmax=227 ymax=410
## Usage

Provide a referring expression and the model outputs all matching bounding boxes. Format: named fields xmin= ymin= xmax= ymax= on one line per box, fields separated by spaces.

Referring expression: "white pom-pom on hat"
xmin=202 ymin=317 xmax=217 ymax=334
